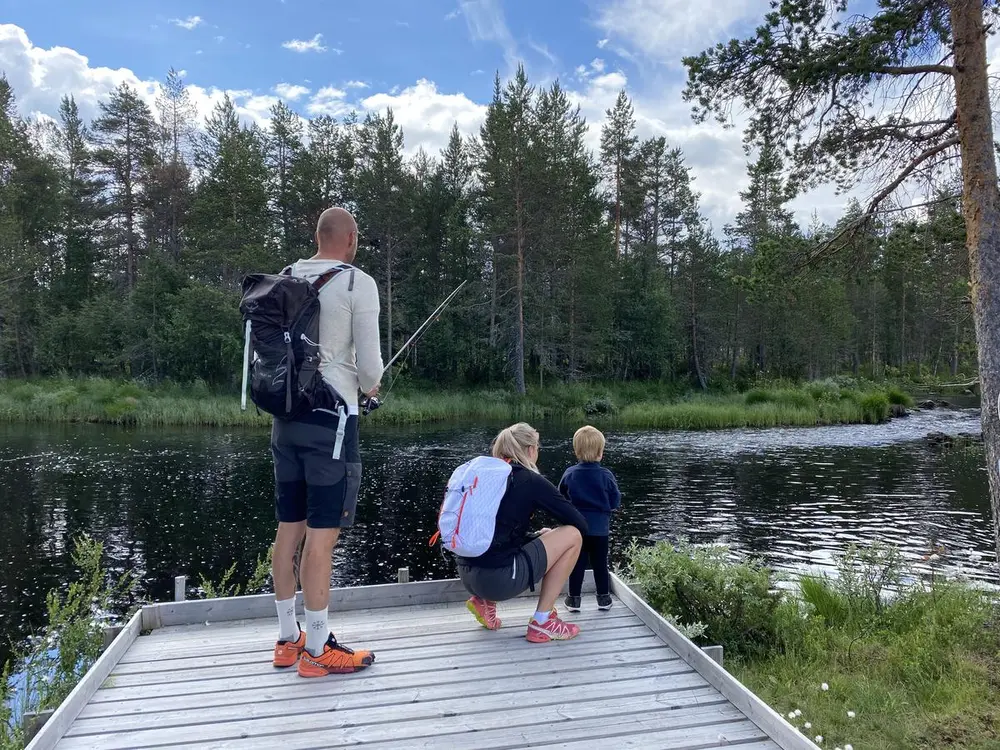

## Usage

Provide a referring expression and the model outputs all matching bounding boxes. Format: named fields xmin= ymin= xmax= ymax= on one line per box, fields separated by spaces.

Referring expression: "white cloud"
xmin=282 ymin=33 xmax=331 ymax=53
xmin=274 ymin=82 xmax=311 ymax=101
xmin=395 ymin=20 xmax=411 ymax=27
xmin=529 ymin=41 xmax=557 ymax=66
xmin=170 ymin=16 xmax=204 ymax=31
xmin=460 ymin=0 xmax=518 ymax=71
xmin=597 ymin=38 xmax=609 ymax=49
xmin=360 ymin=79 xmax=487 ymax=156
xmin=345 ymin=80 xmax=369 ymax=89
xmin=591 ymin=58 xmax=606 ymax=73
xmin=0 ymin=24 xmax=272 ymax=129
xmin=214 ymin=35 xmax=225 ymax=43
xmin=594 ymin=0 xmax=766 ymax=65
xmin=445 ymin=9 xmax=460 ymax=21
xmin=307 ymin=85 xmax=348 ymax=116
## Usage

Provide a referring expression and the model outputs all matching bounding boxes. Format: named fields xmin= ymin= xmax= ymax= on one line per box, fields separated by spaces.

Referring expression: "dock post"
xmin=22 ymin=709 xmax=54 ymax=742
xmin=397 ymin=567 xmax=410 ymax=584
xmin=102 ymin=625 xmax=124 ymax=651
xmin=174 ymin=575 xmax=187 ymax=602
xmin=702 ymin=645 xmax=724 ymax=666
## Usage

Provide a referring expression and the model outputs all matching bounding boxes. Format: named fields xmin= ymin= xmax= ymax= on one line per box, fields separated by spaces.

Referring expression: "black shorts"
xmin=457 ymin=538 xmax=548 ymax=602
xmin=271 ymin=413 xmax=362 ymax=529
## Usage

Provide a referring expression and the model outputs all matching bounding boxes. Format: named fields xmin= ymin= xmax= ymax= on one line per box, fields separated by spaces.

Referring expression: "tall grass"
xmin=0 ymin=376 xmax=908 ymax=430
xmin=627 ymin=541 xmax=1000 ymax=750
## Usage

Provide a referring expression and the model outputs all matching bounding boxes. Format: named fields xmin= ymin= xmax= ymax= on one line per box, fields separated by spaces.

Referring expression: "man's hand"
xmin=365 ymin=383 xmax=380 ymax=398
xmin=538 ymin=527 xmax=552 ymax=535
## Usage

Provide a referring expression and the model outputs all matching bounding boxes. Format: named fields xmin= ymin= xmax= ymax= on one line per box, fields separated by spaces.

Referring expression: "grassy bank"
xmin=627 ymin=542 xmax=1000 ymax=750
xmin=0 ymin=377 xmax=915 ymax=430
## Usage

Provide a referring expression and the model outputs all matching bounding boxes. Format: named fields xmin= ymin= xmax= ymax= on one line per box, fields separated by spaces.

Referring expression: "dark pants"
xmin=569 ymin=535 xmax=610 ymax=597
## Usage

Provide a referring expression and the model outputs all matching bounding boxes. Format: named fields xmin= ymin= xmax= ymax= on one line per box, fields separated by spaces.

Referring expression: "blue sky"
xmin=0 ymin=0 xmax=857 ymax=228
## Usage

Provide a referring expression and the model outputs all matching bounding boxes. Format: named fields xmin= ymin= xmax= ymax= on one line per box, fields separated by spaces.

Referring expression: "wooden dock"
xmin=27 ymin=574 xmax=819 ymax=749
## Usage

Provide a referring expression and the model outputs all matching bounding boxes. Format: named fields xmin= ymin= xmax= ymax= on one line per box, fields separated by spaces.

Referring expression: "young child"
xmin=559 ymin=425 xmax=621 ymax=611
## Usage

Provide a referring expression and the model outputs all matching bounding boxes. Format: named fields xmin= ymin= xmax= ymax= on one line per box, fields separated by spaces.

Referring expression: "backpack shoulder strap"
xmin=313 ymin=263 xmax=356 ymax=293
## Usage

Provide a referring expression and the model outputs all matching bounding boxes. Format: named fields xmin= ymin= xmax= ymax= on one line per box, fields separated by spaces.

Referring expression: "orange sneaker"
xmin=273 ymin=627 xmax=305 ymax=668
xmin=297 ymin=635 xmax=375 ymax=678
xmin=526 ymin=614 xmax=580 ymax=643
xmin=467 ymin=596 xmax=502 ymax=630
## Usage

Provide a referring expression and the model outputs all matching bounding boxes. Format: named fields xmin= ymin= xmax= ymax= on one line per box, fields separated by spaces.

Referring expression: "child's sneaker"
xmin=526 ymin=614 xmax=581 ymax=643
xmin=564 ymin=595 xmax=582 ymax=612
xmin=597 ymin=594 xmax=613 ymax=611
xmin=297 ymin=635 xmax=374 ymax=677
xmin=467 ymin=596 xmax=502 ymax=630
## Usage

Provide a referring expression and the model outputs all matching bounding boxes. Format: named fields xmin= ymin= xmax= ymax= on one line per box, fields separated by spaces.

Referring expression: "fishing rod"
xmin=360 ymin=279 xmax=468 ymax=415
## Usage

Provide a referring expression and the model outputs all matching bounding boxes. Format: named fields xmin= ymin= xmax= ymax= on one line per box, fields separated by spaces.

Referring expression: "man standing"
xmin=269 ymin=207 xmax=383 ymax=677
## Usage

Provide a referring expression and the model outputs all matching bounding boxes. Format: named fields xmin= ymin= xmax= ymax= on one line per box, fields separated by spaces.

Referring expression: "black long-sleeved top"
xmin=455 ymin=464 xmax=589 ymax=568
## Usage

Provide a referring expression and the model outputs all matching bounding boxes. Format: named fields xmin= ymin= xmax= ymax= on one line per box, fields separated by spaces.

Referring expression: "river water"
xmin=0 ymin=406 xmax=992 ymax=662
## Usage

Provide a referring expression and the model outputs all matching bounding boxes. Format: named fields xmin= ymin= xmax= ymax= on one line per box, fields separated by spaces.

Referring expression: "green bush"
xmin=625 ymin=541 xmax=786 ymax=658
xmin=744 ymin=389 xmax=772 ymax=405
xmin=885 ymin=386 xmax=913 ymax=407
xmin=583 ymin=395 xmax=617 ymax=416
xmin=858 ymin=391 xmax=891 ymax=423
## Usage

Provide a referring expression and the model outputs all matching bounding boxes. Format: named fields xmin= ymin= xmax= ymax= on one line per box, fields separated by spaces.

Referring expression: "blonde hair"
xmin=491 ymin=422 xmax=540 ymax=472
xmin=573 ymin=425 xmax=605 ymax=463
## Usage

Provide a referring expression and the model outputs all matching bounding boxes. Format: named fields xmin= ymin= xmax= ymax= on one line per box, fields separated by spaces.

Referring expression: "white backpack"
xmin=432 ymin=456 xmax=512 ymax=557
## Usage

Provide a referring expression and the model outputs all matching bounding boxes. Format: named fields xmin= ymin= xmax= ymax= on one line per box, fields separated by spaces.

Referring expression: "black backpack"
xmin=239 ymin=264 xmax=353 ymax=419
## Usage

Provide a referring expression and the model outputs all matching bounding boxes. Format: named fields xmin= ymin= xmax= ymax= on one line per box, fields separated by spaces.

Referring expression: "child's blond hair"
xmin=573 ymin=425 xmax=605 ymax=463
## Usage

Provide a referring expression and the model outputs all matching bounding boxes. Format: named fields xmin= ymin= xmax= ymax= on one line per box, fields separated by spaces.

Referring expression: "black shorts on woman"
xmin=455 ymin=464 xmax=588 ymax=602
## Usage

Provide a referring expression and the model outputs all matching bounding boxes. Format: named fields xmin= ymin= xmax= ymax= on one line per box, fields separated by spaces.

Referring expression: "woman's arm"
xmin=531 ymin=473 xmax=589 ymax=535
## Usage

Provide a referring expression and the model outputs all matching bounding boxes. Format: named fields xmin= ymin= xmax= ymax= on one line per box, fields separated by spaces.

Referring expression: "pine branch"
xmin=872 ymin=64 xmax=956 ymax=76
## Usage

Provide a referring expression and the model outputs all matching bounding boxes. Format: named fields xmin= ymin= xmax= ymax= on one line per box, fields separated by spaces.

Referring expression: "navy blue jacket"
xmin=558 ymin=462 xmax=621 ymax=536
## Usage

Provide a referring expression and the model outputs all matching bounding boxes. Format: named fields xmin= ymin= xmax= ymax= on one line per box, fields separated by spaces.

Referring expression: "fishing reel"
xmin=359 ymin=394 xmax=382 ymax=416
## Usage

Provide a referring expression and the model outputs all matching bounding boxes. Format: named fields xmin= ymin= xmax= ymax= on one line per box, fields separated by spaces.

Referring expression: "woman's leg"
xmin=590 ymin=535 xmax=611 ymax=597
xmin=536 ymin=526 xmax=583 ymax=614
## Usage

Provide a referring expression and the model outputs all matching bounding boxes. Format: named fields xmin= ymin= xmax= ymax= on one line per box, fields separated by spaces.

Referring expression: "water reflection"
xmin=0 ymin=408 xmax=991 ymax=663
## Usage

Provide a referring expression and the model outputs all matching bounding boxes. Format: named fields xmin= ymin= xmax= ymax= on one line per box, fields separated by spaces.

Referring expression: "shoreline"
xmin=0 ymin=377 xmax=935 ymax=430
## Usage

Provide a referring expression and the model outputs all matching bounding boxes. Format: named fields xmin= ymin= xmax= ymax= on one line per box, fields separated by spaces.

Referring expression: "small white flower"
xmin=804 ymin=722 xmax=812 ymax=729
xmin=815 ymin=736 xmax=824 ymax=744
xmin=845 ymin=745 xmax=853 ymax=750
xmin=821 ymin=682 xmax=830 ymax=691
xmin=788 ymin=712 xmax=796 ymax=719
xmin=795 ymin=709 xmax=802 ymax=717
xmin=847 ymin=710 xmax=856 ymax=718
xmin=928 ymin=553 xmax=940 ymax=562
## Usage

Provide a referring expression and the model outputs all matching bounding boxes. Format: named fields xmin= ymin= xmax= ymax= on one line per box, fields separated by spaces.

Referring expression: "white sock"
xmin=305 ymin=607 xmax=329 ymax=656
xmin=275 ymin=597 xmax=299 ymax=642
xmin=533 ymin=610 xmax=551 ymax=624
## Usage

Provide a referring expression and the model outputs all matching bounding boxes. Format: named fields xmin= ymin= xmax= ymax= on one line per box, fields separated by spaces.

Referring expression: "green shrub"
xmin=744 ymin=389 xmax=773 ymax=405
xmin=625 ymin=540 xmax=786 ymax=658
xmin=583 ymin=395 xmax=617 ymax=416
xmin=885 ymin=386 xmax=913 ymax=407
xmin=858 ymin=392 xmax=891 ymax=423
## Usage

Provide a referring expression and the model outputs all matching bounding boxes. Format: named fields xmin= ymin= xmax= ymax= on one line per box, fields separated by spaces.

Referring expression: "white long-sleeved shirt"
xmin=288 ymin=259 xmax=383 ymax=412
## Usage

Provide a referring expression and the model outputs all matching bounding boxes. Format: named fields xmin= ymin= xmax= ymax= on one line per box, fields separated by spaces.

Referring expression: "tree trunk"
xmin=514 ymin=204 xmax=526 ymax=395
xmin=950 ymin=0 xmax=1000 ymax=571
xmin=614 ymin=156 xmax=621 ymax=259
xmin=730 ymin=288 xmax=741 ymax=381
xmin=386 ymin=239 xmax=394 ymax=361
xmin=488 ymin=238 xmax=498 ymax=348
xmin=690 ymin=270 xmax=707 ymax=390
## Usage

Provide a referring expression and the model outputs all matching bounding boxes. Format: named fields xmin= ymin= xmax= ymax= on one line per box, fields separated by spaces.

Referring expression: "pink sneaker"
xmin=467 ymin=596 xmax=502 ymax=630
xmin=526 ymin=613 xmax=580 ymax=643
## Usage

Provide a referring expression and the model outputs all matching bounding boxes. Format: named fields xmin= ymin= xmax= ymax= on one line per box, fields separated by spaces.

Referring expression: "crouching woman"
xmin=456 ymin=422 xmax=588 ymax=643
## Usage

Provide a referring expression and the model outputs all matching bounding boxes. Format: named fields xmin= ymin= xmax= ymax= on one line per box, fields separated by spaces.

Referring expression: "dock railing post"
xmin=397 ymin=567 xmax=410 ymax=584
xmin=174 ymin=575 xmax=187 ymax=602
xmin=702 ymin=645 xmax=724 ymax=667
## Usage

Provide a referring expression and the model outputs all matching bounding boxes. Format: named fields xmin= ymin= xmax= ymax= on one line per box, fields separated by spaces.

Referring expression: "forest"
xmin=0 ymin=66 xmax=976 ymax=394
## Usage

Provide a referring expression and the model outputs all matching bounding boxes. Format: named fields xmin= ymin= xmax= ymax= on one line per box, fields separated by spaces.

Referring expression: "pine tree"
xmin=267 ymin=101 xmax=310 ymax=261
xmin=600 ymin=90 xmax=638 ymax=259
xmin=151 ymin=68 xmax=196 ymax=260
xmin=92 ymin=83 xmax=157 ymax=288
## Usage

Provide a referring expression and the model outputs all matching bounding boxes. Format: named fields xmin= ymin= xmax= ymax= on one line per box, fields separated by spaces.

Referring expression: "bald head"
xmin=314 ymin=207 xmax=358 ymax=262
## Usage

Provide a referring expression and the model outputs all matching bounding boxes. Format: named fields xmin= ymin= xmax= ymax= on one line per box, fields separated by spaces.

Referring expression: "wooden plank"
xmin=112 ymin=622 xmax=652 ymax=679
xmin=68 ymin=679 xmax=722 ymax=737
xmin=609 ymin=574 xmax=819 ymax=750
xmin=59 ymin=696 xmax=749 ymax=750
xmin=91 ymin=652 xmax=692 ymax=707
xmin=24 ymin=609 xmax=142 ymax=750
xmin=141 ymin=575 xmax=596 ymax=629
xmin=538 ymin=732 xmax=782 ymax=750
xmin=78 ymin=662 xmax=707 ymax=720
xmin=94 ymin=644 xmax=679 ymax=703
xmin=122 ymin=602 xmax=631 ymax=661
xmin=106 ymin=633 xmax=667 ymax=688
